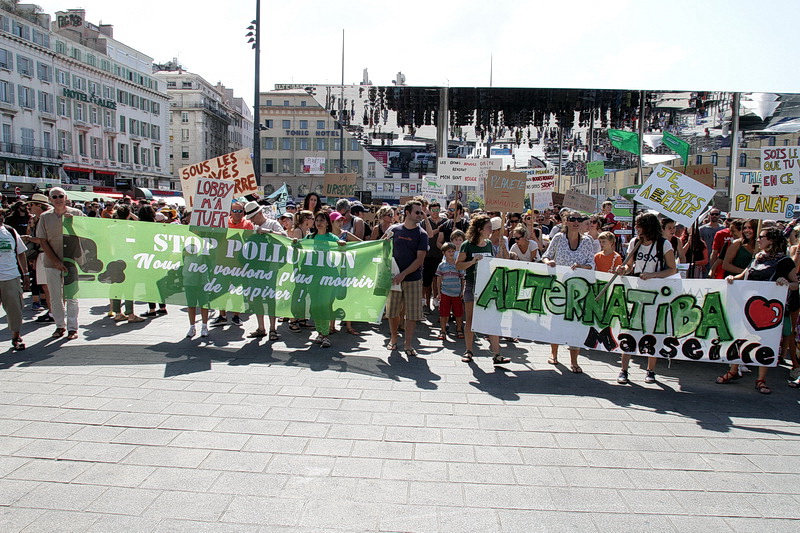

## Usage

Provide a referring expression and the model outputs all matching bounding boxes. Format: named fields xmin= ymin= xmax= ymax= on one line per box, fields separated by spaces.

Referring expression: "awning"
xmin=64 ymin=190 xmax=118 ymax=203
xmin=134 ymin=187 xmax=153 ymax=200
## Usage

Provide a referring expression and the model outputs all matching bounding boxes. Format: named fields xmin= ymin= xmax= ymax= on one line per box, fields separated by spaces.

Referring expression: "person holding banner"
xmin=615 ymin=213 xmax=677 ymax=384
xmin=720 ymin=228 xmax=799 ymax=393
xmin=456 ymin=214 xmax=509 ymax=365
xmin=289 ymin=210 xmax=314 ymax=240
xmin=541 ymin=210 xmax=597 ymax=373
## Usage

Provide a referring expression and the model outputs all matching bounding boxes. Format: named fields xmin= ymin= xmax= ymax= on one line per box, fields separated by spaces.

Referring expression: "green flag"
xmin=662 ymin=131 xmax=690 ymax=165
xmin=586 ymin=161 xmax=604 ymax=180
xmin=608 ymin=129 xmax=640 ymax=155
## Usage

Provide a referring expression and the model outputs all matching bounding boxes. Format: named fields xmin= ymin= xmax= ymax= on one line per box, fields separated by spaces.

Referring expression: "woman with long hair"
xmin=288 ymin=210 xmax=314 ymax=240
xmin=681 ymin=224 xmax=709 ymax=279
xmin=541 ymin=209 xmax=597 ymax=373
xmin=302 ymin=192 xmax=322 ymax=215
xmin=614 ymin=212 xmax=677 ymax=384
xmin=721 ymin=219 xmax=756 ymax=277
xmin=719 ymin=228 xmax=799 ymax=393
xmin=509 ymin=224 xmax=540 ymax=262
xmin=371 ymin=206 xmax=395 ymax=240
xmin=455 ymin=214 xmax=508 ymax=365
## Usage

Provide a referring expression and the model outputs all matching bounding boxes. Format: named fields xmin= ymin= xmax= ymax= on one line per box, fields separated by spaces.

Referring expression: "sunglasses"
xmin=413 ymin=211 xmax=424 ymax=215
xmin=231 ymin=209 xmax=244 ymax=214
xmin=524 ymin=216 xmax=532 ymax=220
xmin=510 ymin=236 xmax=522 ymax=241
xmin=431 ymin=208 xmax=440 ymax=212
xmin=447 ymin=208 xmax=455 ymax=212
xmin=50 ymin=194 xmax=65 ymax=199
xmin=568 ymin=216 xmax=587 ymax=222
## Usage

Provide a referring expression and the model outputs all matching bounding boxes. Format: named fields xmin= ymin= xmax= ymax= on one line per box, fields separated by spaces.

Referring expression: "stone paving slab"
xmin=1 ymin=299 xmax=800 ymax=531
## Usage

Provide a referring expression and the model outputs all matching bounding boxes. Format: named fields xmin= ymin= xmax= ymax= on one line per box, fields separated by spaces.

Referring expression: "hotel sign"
xmin=285 ymin=130 xmax=340 ymax=137
xmin=62 ymin=88 xmax=117 ymax=110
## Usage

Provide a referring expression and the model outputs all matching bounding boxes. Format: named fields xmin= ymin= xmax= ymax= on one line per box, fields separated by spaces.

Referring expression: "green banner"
xmin=662 ymin=131 xmax=690 ymax=165
xmin=62 ymin=218 xmax=393 ymax=322
xmin=608 ymin=129 xmax=640 ymax=155
xmin=586 ymin=160 xmax=605 ymax=179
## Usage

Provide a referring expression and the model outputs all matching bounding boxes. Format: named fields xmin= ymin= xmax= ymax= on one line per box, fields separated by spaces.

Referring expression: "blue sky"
xmin=34 ymin=0 xmax=800 ymax=109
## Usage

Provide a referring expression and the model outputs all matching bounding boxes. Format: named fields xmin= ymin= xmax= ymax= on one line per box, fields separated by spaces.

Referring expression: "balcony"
xmin=0 ymin=142 xmax=62 ymax=160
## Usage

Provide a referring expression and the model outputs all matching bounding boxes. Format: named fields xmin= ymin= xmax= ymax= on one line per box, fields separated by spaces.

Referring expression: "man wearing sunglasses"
xmin=35 ymin=187 xmax=85 ymax=340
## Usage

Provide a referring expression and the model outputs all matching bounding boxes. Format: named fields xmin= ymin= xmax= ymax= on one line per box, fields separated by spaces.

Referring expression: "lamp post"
xmin=246 ymin=0 xmax=261 ymax=186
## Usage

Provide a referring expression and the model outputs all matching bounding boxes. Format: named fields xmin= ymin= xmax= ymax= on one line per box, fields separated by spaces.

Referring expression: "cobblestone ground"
xmin=1 ymin=300 xmax=799 ymax=532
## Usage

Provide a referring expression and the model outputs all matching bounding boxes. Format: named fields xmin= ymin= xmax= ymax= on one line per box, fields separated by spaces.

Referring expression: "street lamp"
xmin=246 ymin=1 xmax=261 ymax=186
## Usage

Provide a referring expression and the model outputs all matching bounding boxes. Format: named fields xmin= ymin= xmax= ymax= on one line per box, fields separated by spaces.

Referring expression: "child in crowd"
xmin=594 ymin=231 xmax=623 ymax=273
xmin=450 ymin=229 xmax=466 ymax=250
xmin=435 ymin=242 xmax=465 ymax=340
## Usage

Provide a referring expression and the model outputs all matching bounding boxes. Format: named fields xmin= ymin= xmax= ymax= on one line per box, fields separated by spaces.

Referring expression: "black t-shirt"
xmin=748 ymin=255 xmax=799 ymax=312
xmin=425 ymin=217 xmax=447 ymax=261
xmin=439 ymin=218 xmax=469 ymax=247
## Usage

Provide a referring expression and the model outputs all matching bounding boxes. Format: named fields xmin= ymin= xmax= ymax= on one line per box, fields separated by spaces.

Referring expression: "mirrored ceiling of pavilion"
xmin=288 ymin=86 xmax=800 ymax=178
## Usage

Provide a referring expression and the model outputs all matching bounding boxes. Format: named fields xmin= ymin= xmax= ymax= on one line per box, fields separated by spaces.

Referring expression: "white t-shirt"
xmin=255 ymin=218 xmax=287 ymax=236
xmin=627 ymin=238 xmax=674 ymax=275
xmin=510 ymin=240 xmax=540 ymax=262
xmin=0 ymin=225 xmax=26 ymax=282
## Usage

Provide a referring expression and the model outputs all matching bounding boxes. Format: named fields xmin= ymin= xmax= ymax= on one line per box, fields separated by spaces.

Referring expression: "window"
xmin=31 ymin=29 xmax=49 ymax=47
xmin=263 ymin=158 xmax=274 ymax=173
xmin=167 ymin=81 xmax=176 ymax=88
xmin=21 ymin=128 xmax=34 ymax=154
xmin=726 ymin=156 xmax=731 ymax=167
xmin=90 ymin=106 xmax=98 ymax=124
xmin=0 ymin=81 xmax=12 ymax=103
xmin=181 ymin=111 xmax=188 ymax=123
xmin=55 ymin=41 xmax=66 ymax=54
xmin=72 ymin=75 xmax=84 ymax=91
xmin=181 ymin=147 xmax=189 ymax=159
xmin=333 ymin=138 xmax=342 ymax=151
xmin=152 ymin=102 xmax=160 ymax=115
xmin=38 ymin=91 xmax=53 ymax=113
xmin=265 ymin=119 xmax=273 ymax=128
xmin=107 ymin=138 xmax=114 ymax=161
xmin=265 ymin=99 xmax=273 ymax=106
xmin=299 ymin=120 xmax=308 ymax=129
xmin=151 ymin=124 xmax=160 ymax=140
xmin=37 ymin=62 xmax=51 ymax=82
xmin=317 ymin=120 xmax=326 ymax=129
xmin=182 ymin=81 xmax=192 ymax=89
xmin=133 ymin=143 xmax=140 ymax=164
xmin=298 ymin=138 xmax=309 ymax=150
xmin=57 ymin=69 xmax=68 ymax=85
xmin=262 ymin=138 xmax=275 ymax=150
xmin=105 ymin=110 xmax=113 ymax=128
xmin=350 ymin=139 xmax=360 ymax=151
xmin=316 ymin=138 xmax=326 ymax=151
xmin=17 ymin=55 xmax=32 ymax=76
xmin=74 ymin=102 xmax=85 ymax=121
xmin=300 ymin=101 xmax=307 ymax=107
xmin=12 ymin=21 xmax=30 ymax=40
xmin=71 ymin=48 xmax=81 ymax=61
xmin=710 ymin=152 xmax=718 ymax=165
xmin=282 ymin=119 xmax=291 ymax=129
xmin=348 ymin=160 xmax=361 ymax=174
xmin=153 ymin=147 xmax=160 ymax=167
xmin=90 ymin=136 xmax=101 ymax=159
xmin=57 ymin=97 xmax=67 ymax=116
xmin=281 ymin=138 xmax=291 ymax=150
xmin=181 ymin=128 xmax=189 ymax=142
xmin=119 ymin=115 xmax=126 ymax=132
xmin=17 ymin=85 xmax=33 ymax=108
xmin=695 ymin=154 xmax=702 ymax=165
xmin=58 ymin=130 xmax=71 ymax=153
xmin=86 ymin=54 xmax=96 ymax=67
xmin=42 ymin=130 xmax=52 ymax=151
xmin=118 ymin=143 xmax=129 ymax=163
xmin=0 ymin=48 xmax=11 ymax=70
xmin=77 ymin=132 xmax=87 ymax=156
xmin=2 ymin=123 xmax=11 ymax=145
xmin=768 ymin=137 xmax=776 ymax=146
xmin=141 ymin=148 xmax=150 ymax=166
xmin=280 ymin=158 xmax=292 ymax=172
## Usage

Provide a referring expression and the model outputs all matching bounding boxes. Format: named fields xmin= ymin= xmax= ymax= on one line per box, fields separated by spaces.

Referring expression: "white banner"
xmin=473 ymin=259 xmax=786 ymax=366
xmin=730 ymin=170 xmax=794 ymax=219
xmin=634 ymin=164 xmax=715 ymax=227
xmin=524 ymin=168 xmax=556 ymax=193
xmin=436 ymin=158 xmax=501 ymax=185
xmin=761 ymin=146 xmax=800 ymax=195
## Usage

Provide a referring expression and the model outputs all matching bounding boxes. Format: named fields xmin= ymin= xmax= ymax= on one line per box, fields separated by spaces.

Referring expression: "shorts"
xmin=439 ymin=293 xmax=464 ymax=318
xmin=386 ymin=279 xmax=423 ymax=321
xmin=463 ymin=281 xmax=475 ymax=303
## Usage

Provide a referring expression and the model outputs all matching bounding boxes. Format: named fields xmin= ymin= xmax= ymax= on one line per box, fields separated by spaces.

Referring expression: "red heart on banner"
xmin=745 ymin=296 xmax=784 ymax=331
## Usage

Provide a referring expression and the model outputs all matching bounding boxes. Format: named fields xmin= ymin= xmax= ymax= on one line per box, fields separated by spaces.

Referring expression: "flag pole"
xmin=727 ymin=92 xmax=741 ymax=197
xmin=633 ymin=90 xmax=646 ymax=219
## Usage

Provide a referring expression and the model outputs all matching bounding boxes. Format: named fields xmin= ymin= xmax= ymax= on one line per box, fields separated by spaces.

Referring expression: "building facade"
xmin=0 ymin=6 xmax=172 ymax=198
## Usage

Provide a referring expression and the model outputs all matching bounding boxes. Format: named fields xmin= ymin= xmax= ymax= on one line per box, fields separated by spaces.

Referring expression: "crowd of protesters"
xmin=1 ymin=190 xmax=799 ymax=392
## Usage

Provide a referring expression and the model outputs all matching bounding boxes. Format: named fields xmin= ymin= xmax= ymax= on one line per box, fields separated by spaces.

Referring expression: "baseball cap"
xmin=490 ymin=217 xmax=502 ymax=231
xmin=329 ymin=212 xmax=344 ymax=222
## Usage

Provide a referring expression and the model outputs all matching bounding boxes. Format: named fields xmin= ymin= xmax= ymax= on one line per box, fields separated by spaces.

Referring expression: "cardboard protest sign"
xmin=303 ymin=157 xmax=326 ymax=175
xmin=179 ymin=149 xmax=257 ymax=208
xmin=473 ymin=258 xmax=786 ymax=366
xmin=532 ymin=191 xmax=553 ymax=211
xmin=190 ymin=178 xmax=234 ymax=228
xmin=634 ymin=164 xmax=715 ymax=227
xmin=436 ymin=158 xmax=501 ymax=186
xmin=786 ymin=203 xmax=800 ymax=219
xmin=729 ymin=170 xmax=793 ymax=219
xmin=420 ymin=179 xmax=448 ymax=206
xmin=63 ymin=217 xmax=393 ymax=321
xmin=587 ymin=161 xmax=605 ymax=180
xmin=761 ymin=146 xmax=800 ymax=195
xmin=323 ymin=173 xmax=357 ymax=198
xmin=668 ymin=164 xmax=714 ymax=187
xmin=524 ymin=168 xmax=556 ymax=193
xmin=484 ymin=170 xmax=527 ymax=213
xmin=563 ymin=190 xmax=597 ymax=214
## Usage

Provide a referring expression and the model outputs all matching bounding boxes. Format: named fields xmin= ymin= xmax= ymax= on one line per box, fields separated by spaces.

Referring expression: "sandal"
xmin=11 ymin=337 xmax=25 ymax=350
xmin=320 ymin=336 xmax=331 ymax=348
xmin=547 ymin=358 xmax=558 ymax=365
xmin=299 ymin=319 xmax=315 ymax=328
xmin=387 ymin=342 xmax=398 ymax=351
xmin=346 ymin=327 xmax=359 ymax=335
xmin=493 ymin=354 xmax=511 ymax=365
xmin=288 ymin=321 xmax=301 ymax=332
xmin=67 ymin=330 xmax=79 ymax=340
xmin=715 ymin=370 xmax=740 ymax=384
xmin=755 ymin=379 xmax=772 ymax=394
xmin=405 ymin=348 xmax=418 ymax=358
xmin=436 ymin=332 xmax=446 ymax=340
xmin=247 ymin=328 xmax=267 ymax=338
xmin=456 ymin=331 xmax=464 ymax=339
xmin=461 ymin=350 xmax=473 ymax=363
xmin=570 ymin=365 xmax=583 ymax=374
xmin=52 ymin=327 xmax=66 ymax=338
xmin=788 ymin=377 xmax=800 ymax=388
xmin=268 ymin=330 xmax=280 ymax=341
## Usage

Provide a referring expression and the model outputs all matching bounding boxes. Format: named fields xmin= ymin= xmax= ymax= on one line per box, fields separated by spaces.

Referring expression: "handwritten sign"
xmin=563 ymin=190 xmax=597 ymax=214
xmin=668 ymin=164 xmax=714 ymax=187
xmin=730 ymin=170 xmax=792 ymax=219
xmin=484 ymin=170 xmax=526 ymax=212
xmin=786 ymin=203 xmax=800 ymax=219
xmin=532 ymin=190 xmax=554 ymax=211
xmin=189 ymin=178 xmax=234 ymax=228
xmin=323 ymin=173 xmax=357 ymax=198
xmin=524 ymin=169 xmax=556 ymax=193
xmin=179 ymin=149 xmax=256 ymax=208
xmin=761 ymin=146 xmax=800 ymax=195
xmin=420 ymin=179 xmax=448 ymax=206
xmin=303 ymin=157 xmax=326 ymax=175
xmin=634 ymin=164 xmax=715 ymax=227
xmin=436 ymin=158 xmax=501 ymax=186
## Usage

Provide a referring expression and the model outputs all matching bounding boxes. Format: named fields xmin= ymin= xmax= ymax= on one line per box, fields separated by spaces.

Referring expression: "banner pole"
xmin=727 ymin=92 xmax=741 ymax=199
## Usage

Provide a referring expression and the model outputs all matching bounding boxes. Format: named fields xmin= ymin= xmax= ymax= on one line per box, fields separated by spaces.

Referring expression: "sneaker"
xmin=644 ymin=370 xmax=656 ymax=384
xmin=231 ymin=314 xmax=242 ymax=326
xmin=200 ymin=324 xmax=209 ymax=337
xmin=186 ymin=325 xmax=196 ymax=338
xmin=32 ymin=302 xmax=44 ymax=311
xmin=617 ymin=370 xmax=629 ymax=384
xmin=211 ymin=315 xmax=227 ymax=326
xmin=142 ymin=311 xmax=158 ymax=318
xmin=36 ymin=313 xmax=55 ymax=323
xmin=156 ymin=308 xmax=168 ymax=315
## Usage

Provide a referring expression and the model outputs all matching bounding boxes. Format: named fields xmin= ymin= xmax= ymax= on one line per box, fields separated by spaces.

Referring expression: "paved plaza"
xmin=1 ymin=299 xmax=800 ymax=532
